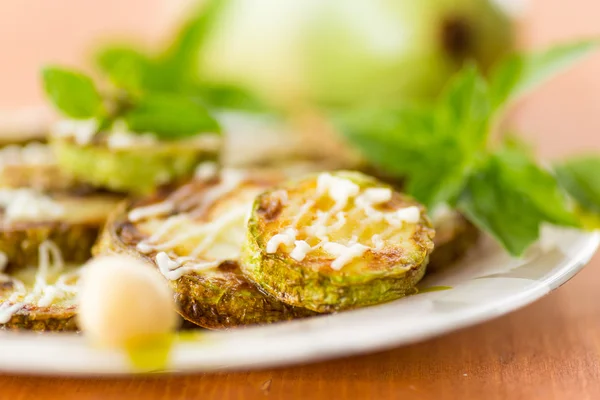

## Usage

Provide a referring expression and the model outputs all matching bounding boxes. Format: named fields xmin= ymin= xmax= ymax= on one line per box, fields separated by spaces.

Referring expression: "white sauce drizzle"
xmin=128 ymin=202 xmax=174 ymax=223
xmin=155 ymin=252 xmax=221 ymax=281
xmin=290 ymin=240 xmax=311 ymax=262
xmin=0 ymin=241 xmax=80 ymax=324
xmin=130 ymin=170 xmax=253 ymax=280
xmin=266 ymin=228 xmax=297 ymax=253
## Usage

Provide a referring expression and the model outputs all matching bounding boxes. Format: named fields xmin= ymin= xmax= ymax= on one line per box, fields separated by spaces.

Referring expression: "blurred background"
xmin=0 ymin=0 xmax=598 ymax=155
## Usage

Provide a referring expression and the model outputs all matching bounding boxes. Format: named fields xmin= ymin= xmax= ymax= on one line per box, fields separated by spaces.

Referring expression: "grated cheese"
xmin=52 ymin=118 xmax=99 ymax=146
xmin=316 ymin=172 xmax=360 ymax=209
xmin=0 ymin=142 xmax=55 ymax=168
xmin=323 ymin=242 xmax=369 ymax=271
xmin=266 ymin=173 xmax=421 ymax=271
xmin=0 ymin=189 xmax=65 ymax=222
xmin=194 ymin=161 xmax=220 ymax=181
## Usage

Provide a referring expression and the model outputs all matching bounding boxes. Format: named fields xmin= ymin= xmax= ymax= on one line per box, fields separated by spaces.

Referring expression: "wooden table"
xmin=1 ymin=1 xmax=600 ymax=399
xmin=2 ymin=253 xmax=600 ymax=400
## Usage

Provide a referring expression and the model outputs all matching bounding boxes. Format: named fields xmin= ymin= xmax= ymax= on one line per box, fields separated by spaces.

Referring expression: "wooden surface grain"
xmin=2 ymin=255 xmax=600 ymax=400
xmin=1 ymin=1 xmax=600 ymax=399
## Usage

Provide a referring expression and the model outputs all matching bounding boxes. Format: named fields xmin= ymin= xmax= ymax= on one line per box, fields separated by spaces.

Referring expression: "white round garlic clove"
xmin=78 ymin=255 xmax=178 ymax=348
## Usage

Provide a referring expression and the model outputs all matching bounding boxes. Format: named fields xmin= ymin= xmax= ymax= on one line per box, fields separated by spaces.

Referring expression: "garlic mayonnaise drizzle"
xmin=0 ymin=241 xmax=80 ymax=324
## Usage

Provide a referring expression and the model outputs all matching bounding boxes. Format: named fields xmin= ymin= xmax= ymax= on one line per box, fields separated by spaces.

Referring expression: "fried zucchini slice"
xmin=0 ymin=241 xmax=80 ymax=331
xmin=427 ymin=207 xmax=479 ymax=272
xmin=0 ymin=188 xmax=121 ymax=272
xmin=0 ymin=108 xmax=81 ymax=191
xmin=50 ymin=120 xmax=221 ymax=195
xmin=94 ymin=171 xmax=315 ymax=329
xmin=242 ymin=171 xmax=435 ymax=313
xmin=0 ymin=141 xmax=80 ymax=192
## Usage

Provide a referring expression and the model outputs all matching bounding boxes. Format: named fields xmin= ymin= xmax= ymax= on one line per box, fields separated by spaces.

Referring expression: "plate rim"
xmin=0 ymin=231 xmax=598 ymax=376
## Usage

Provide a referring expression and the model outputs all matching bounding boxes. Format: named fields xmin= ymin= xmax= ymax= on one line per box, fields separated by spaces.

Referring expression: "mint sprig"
xmin=339 ymin=41 xmax=598 ymax=256
xmin=93 ymin=0 xmax=265 ymax=112
xmin=42 ymin=66 xmax=105 ymax=119
xmin=41 ymin=66 xmax=221 ymax=140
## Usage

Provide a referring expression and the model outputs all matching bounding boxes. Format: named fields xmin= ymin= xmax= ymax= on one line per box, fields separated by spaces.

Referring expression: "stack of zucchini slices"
xmin=0 ymin=119 xmax=122 ymax=330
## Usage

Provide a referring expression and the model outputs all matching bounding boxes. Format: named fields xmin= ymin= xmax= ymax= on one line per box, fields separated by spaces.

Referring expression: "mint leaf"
xmin=196 ymin=83 xmax=268 ymax=112
xmin=340 ymin=65 xmax=491 ymax=208
xmin=555 ymin=156 xmax=600 ymax=214
xmin=95 ymin=46 xmax=154 ymax=93
xmin=159 ymin=0 xmax=226 ymax=81
xmin=42 ymin=66 xmax=104 ymax=118
xmin=435 ymin=64 xmax=491 ymax=147
xmin=493 ymin=147 xmax=578 ymax=226
xmin=458 ymin=149 xmax=578 ymax=256
xmin=339 ymin=105 xmax=433 ymax=177
xmin=489 ymin=41 xmax=598 ymax=109
xmin=458 ymin=160 xmax=542 ymax=256
xmin=124 ymin=93 xmax=221 ymax=139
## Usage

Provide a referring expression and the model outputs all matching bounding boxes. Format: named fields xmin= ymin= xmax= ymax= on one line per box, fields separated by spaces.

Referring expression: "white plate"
xmin=0 ymin=227 xmax=597 ymax=376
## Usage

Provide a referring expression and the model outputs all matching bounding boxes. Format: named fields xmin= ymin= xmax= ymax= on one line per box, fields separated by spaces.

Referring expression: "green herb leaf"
xmin=555 ymin=156 xmax=600 ymax=214
xmin=493 ymin=147 xmax=579 ymax=227
xmin=489 ymin=41 xmax=598 ymax=109
xmin=124 ymin=93 xmax=221 ymax=139
xmin=458 ymin=159 xmax=543 ymax=256
xmin=42 ymin=66 xmax=104 ymax=118
xmin=338 ymin=42 xmax=598 ymax=255
xmin=95 ymin=46 xmax=154 ymax=93
xmin=340 ymin=65 xmax=491 ymax=208
xmin=158 ymin=0 xmax=226 ymax=84
xmin=458 ymin=148 xmax=577 ymax=256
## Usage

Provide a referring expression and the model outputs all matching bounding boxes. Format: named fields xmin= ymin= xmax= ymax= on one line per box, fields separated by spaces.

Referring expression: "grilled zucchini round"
xmin=241 ymin=171 xmax=435 ymax=313
xmin=51 ymin=136 xmax=220 ymax=195
xmin=0 ymin=241 xmax=80 ymax=331
xmin=94 ymin=171 xmax=316 ymax=329
xmin=0 ymin=188 xmax=121 ymax=272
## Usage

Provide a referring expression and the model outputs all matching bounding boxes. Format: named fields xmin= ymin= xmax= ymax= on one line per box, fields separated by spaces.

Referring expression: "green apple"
xmin=199 ymin=0 xmax=515 ymax=107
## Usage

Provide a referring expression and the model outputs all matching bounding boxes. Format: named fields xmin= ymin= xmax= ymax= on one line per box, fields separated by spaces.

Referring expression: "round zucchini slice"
xmin=94 ymin=171 xmax=316 ymax=329
xmin=242 ymin=171 xmax=435 ymax=313
xmin=0 ymin=241 xmax=80 ymax=331
xmin=0 ymin=188 xmax=122 ymax=272
xmin=50 ymin=120 xmax=221 ymax=195
xmin=427 ymin=207 xmax=479 ymax=272
xmin=0 ymin=107 xmax=81 ymax=191
xmin=0 ymin=141 xmax=79 ymax=191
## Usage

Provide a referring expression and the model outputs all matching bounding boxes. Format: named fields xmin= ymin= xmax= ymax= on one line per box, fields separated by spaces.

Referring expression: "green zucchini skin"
xmin=51 ymin=137 xmax=220 ymax=195
xmin=0 ymin=304 xmax=77 ymax=332
xmin=241 ymin=171 xmax=435 ymax=313
xmin=0 ymin=222 xmax=97 ymax=274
